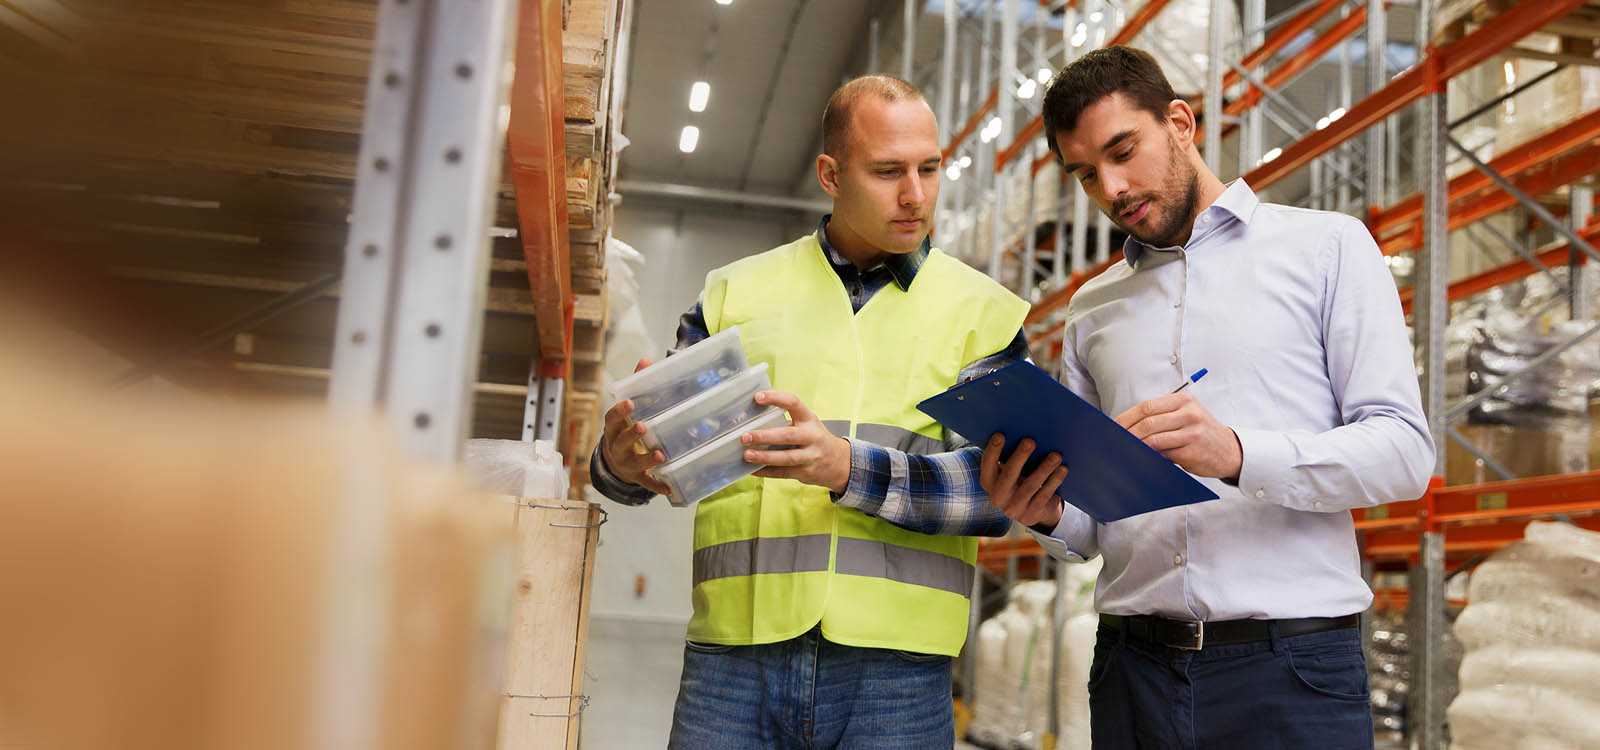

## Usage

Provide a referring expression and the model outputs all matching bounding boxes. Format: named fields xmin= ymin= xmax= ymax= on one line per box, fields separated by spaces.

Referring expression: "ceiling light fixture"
xmin=689 ymin=81 xmax=710 ymax=112
xmin=679 ymin=125 xmax=700 ymax=153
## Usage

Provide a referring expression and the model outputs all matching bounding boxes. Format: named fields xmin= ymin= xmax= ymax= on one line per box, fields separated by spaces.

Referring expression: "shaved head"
xmin=821 ymin=75 xmax=927 ymax=162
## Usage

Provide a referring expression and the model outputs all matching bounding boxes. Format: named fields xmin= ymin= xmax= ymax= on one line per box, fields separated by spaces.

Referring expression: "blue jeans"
xmin=667 ymin=627 xmax=955 ymax=749
xmin=1089 ymin=623 xmax=1375 ymax=749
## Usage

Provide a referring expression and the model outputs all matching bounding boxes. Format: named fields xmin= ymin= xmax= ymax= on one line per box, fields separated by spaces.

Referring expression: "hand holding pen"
xmin=1115 ymin=368 xmax=1243 ymax=481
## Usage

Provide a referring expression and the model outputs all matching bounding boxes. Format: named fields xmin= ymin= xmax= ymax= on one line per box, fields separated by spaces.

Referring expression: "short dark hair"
xmin=1041 ymin=46 xmax=1178 ymax=160
xmin=821 ymin=75 xmax=926 ymax=161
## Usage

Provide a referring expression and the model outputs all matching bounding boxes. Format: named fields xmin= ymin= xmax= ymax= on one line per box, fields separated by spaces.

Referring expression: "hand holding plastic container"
xmin=605 ymin=327 xmax=791 ymax=506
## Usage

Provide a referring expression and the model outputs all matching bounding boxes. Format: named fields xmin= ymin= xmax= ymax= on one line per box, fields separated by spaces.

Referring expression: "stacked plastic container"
xmin=606 ymin=327 xmax=786 ymax=507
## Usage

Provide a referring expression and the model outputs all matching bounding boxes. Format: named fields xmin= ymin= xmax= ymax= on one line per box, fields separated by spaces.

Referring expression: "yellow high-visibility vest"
xmin=687 ymin=233 xmax=1029 ymax=656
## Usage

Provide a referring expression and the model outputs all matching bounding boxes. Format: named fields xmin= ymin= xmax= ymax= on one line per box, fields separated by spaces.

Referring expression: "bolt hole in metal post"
xmin=414 ymin=413 xmax=431 ymax=430
xmin=425 ymin=323 xmax=441 ymax=338
xmin=435 ymin=234 xmax=452 ymax=250
xmin=455 ymin=63 xmax=473 ymax=79
xmin=362 ymin=243 xmax=379 ymax=258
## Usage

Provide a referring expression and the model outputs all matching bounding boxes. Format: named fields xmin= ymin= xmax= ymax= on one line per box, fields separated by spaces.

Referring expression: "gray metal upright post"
xmin=1052 ymin=3 xmax=1077 ymax=287
xmin=1204 ymin=0 xmax=1226 ymax=174
xmin=1337 ymin=8 xmax=1353 ymax=213
xmin=1365 ymin=0 xmax=1387 ymax=209
xmin=325 ymin=0 xmax=518 ymax=747
xmin=903 ymin=0 xmax=917 ymax=82
xmin=1413 ymin=1 xmax=1449 ymax=748
xmin=938 ymin=0 xmax=956 ymax=235
xmin=869 ymin=17 xmax=881 ymax=73
xmin=977 ymin=0 xmax=995 ymax=267
xmin=1241 ymin=0 xmax=1265 ymax=173
xmin=990 ymin=0 xmax=1018 ymax=283
xmin=1571 ymin=186 xmax=1594 ymax=321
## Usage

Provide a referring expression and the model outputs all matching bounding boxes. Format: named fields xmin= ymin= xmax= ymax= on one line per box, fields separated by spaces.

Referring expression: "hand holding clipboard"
xmin=916 ymin=362 xmax=1221 ymax=524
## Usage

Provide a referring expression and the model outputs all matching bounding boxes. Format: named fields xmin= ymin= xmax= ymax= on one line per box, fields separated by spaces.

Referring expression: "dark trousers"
xmin=1089 ymin=623 xmax=1374 ymax=749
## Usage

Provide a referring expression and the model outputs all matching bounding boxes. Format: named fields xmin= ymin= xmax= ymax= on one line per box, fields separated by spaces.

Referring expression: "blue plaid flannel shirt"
xmin=590 ymin=216 xmax=1026 ymax=538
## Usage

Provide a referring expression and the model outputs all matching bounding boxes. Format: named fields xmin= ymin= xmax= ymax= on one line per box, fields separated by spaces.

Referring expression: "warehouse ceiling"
xmin=619 ymin=0 xmax=889 ymax=196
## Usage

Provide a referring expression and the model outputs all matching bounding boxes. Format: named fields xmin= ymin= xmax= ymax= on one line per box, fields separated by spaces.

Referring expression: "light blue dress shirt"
xmin=1030 ymin=180 xmax=1435 ymax=621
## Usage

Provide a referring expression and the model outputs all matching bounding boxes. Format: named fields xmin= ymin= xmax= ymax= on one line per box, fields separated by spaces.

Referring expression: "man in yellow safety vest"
xmin=590 ymin=75 xmax=1054 ymax=749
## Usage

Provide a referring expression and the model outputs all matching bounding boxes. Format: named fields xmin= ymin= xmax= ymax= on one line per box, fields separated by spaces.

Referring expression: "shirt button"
xmin=1174 ymin=299 xmax=1182 ymax=308
xmin=1174 ymin=554 xmax=1184 ymax=566
xmin=1169 ymin=355 xmax=1179 ymax=365
xmin=1313 ymin=501 xmax=1324 ymax=510
xmin=1254 ymin=489 xmax=1266 ymax=499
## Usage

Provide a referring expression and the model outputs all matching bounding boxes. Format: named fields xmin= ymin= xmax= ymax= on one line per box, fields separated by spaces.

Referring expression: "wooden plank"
xmin=570 ymin=266 xmax=605 ymax=295
xmin=2 ymin=0 xmax=84 ymax=40
xmin=570 ymin=241 xmax=603 ymax=270
xmin=497 ymin=499 xmax=601 ymax=750
xmin=0 ymin=1 xmax=71 ymax=52
xmin=562 ymin=44 xmax=604 ymax=125
xmin=572 ymin=293 xmax=606 ymax=325
xmin=565 ymin=121 xmax=598 ymax=159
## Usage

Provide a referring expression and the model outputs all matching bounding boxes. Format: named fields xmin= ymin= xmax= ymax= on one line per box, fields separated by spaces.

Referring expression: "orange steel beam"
xmin=944 ymin=90 xmax=998 ymax=161
xmin=1372 ymin=108 xmax=1600 ymax=244
xmin=1222 ymin=0 xmax=1345 ymax=93
xmin=1024 ymin=253 xmax=1123 ymax=326
xmin=1358 ymin=471 xmax=1600 ymax=560
xmin=1223 ymin=5 xmax=1368 ymax=118
xmin=995 ymin=0 xmax=1174 ymax=170
xmin=509 ymin=0 xmax=571 ymax=367
xmin=1377 ymin=144 xmax=1600 ymax=256
xmin=1243 ymin=0 xmax=1588 ymax=191
xmin=1398 ymin=221 xmax=1600 ymax=315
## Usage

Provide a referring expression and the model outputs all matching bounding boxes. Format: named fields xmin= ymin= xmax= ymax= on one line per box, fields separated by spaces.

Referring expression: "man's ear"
xmin=816 ymin=154 xmax=842 ymax=198
xmin=1166 ymin=99 xmax=1198 ymax=147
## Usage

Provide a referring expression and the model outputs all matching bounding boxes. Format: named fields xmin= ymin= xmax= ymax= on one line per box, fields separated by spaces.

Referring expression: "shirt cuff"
xmin=589 ymin=444 xmax=656 ymax=507
xmin=1025 ymin=510 xmax=1093 ymax=563
xmin=833 ymin=438 xmax=889 ymax=515
xmin=1233 ymin=427 xmax=1300 ymax=509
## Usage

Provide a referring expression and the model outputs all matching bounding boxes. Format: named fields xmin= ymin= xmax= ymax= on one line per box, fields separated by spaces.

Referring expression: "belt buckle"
xmin=1177 ymin=620 xmax=1205 ymax=651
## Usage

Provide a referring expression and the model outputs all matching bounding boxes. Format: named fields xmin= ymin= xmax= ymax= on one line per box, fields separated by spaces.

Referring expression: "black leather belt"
xmin=1100 ymin=613 xmax=1360 ymax=651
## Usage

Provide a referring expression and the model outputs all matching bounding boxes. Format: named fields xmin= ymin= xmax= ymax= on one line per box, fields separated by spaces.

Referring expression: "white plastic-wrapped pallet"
xmin=1056 ymin=613 xmax=1100 ymax=750
xmin=969 ymin=617 xmax=1012 ymax=748
xmin=1447 ymin=522 xmax=1600 ymax=750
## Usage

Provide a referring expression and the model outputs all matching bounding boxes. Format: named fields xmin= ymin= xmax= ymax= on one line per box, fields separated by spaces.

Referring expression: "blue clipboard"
xmin=916 ymin=361 xmax=1218 ymax=523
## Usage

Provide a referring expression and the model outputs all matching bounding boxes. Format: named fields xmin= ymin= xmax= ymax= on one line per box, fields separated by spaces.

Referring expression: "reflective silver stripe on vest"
xmin=853 ymin=423 xmax=944 ymax=455
xmin=822 ymin=420 xmax=851 ymax=439
xmin=834 ymin=537 xmax=975 ymax=597
xmin=693 ymin=534 xmax=832 ymax=587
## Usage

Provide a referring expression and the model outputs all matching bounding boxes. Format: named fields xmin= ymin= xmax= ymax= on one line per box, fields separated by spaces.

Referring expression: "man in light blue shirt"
xmin=981 ymin=47 xmax=1435 ymax=748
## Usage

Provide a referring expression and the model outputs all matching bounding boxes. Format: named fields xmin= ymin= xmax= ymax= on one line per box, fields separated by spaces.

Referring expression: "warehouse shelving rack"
xmin=930 ymin=1 xmax=1600 ymax=746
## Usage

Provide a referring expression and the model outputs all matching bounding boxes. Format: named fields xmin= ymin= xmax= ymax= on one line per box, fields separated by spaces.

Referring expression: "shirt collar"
xmin=816 ymin=214 xmax=928 ymax=291
xmin=1121 ymin=179 xmax=1260 ymax=268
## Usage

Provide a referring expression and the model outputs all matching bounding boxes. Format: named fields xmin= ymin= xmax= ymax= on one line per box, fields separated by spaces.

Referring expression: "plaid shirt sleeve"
xmin=832 ymin=331 xmax=1031 ymax=538
xmin=586 ymin=300 xmax=713 ymax=506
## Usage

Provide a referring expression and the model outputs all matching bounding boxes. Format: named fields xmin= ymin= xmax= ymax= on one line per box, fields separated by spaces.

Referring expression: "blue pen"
xmin=1173 ymin=368 xmax=1208 ymax=393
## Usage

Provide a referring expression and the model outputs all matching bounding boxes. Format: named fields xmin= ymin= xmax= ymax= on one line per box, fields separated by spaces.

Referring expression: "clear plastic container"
xmin=641 ymin=363 xmax=772 ymax=460
xmin=652 ymin=407 xmax=788 ymax=507
xmin=607 ymin=326 xmax=746 ymax=422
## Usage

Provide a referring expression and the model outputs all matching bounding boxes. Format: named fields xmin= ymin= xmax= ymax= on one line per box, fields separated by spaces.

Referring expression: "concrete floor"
xmin=580 ymin=614 xmax=688 ymax=749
